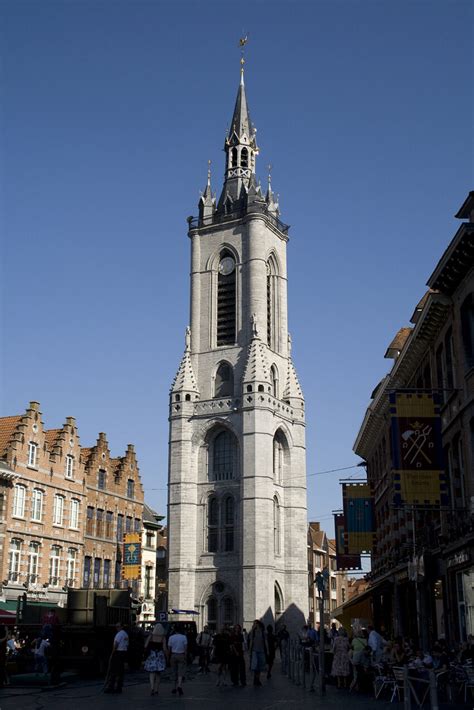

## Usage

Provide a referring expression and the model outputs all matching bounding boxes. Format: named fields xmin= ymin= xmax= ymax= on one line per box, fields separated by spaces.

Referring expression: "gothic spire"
xmin=170 ymin=327 xmax=200 ymax=396
xmin=283 ymin=334 xmax=304 ymax=403
xmin=198 ymin=160 xmax=215 ymax=223
xmin=218 ymin=62 xmax=259 ymax=209
xmin=242 ymin=315 xmax=271 ymax=389
xmin=228 ymin=69 xmax=257 ymax=149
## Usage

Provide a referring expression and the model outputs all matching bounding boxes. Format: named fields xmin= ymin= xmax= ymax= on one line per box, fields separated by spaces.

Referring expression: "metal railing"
xmin=188 ymin=206 xmax=290 ymax=235
xmin=284 ymin=641 xmax=441 ymax=707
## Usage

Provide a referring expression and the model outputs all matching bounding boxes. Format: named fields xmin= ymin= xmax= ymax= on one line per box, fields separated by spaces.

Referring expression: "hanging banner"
xmin=342 ymin=483 xmax=375 ymax=553
xmin=122 ymin=533 xmax=141 ymax=581
xmin=334 ymin=513 xmax=362 ymax=570
xmin=389 ymin=391 xmax=448 ymax=507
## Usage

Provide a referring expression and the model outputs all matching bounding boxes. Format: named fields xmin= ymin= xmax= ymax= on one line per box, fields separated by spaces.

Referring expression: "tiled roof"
xmin=384 ymin=327 xmax=412 ymax=359
xmin=80 ymin=447 xmax=93 ymax=464
xmin=44 ymin=429 xmax=61 ymax=449
xmin=0 ymin=416 xmax=22 ymax=456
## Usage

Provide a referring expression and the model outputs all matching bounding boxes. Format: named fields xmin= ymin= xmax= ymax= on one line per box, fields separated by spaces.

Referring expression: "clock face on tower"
xmin=219 ymin=256 xmax=235 ymax=276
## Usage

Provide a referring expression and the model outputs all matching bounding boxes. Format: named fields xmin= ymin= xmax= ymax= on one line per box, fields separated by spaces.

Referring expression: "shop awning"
xmin=333 ymin=588 xmax=373 ymax=629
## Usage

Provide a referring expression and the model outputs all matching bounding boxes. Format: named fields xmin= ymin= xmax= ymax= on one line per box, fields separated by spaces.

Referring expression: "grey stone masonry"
xmin=167 ymin=70 xmax=308 ymax=634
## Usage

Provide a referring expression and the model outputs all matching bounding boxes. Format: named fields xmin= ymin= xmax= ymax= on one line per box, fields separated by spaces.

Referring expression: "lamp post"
xmin=314 ymin=567 xmax=329 ymax=696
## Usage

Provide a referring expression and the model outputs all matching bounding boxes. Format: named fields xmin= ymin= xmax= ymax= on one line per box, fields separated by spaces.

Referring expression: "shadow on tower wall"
xmin=259 ymin=603 xmax=305 ymax=638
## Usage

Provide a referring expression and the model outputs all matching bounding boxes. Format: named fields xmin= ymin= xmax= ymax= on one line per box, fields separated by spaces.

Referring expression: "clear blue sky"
xmin=1 ymin=1 xmax=473 ymax=533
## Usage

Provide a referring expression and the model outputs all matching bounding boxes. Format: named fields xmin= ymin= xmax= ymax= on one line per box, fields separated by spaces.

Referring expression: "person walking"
xmin=213 ymin=628 xmax=231 ymax=686
xmin=229 ymin=624 xmax=246 ymax=687
xmin=266 ymin=625 xmax=276 ymax=679
xmin=144 ymin=623 xmax=167 ymax=696
xmin=167 ymin=626 xmax=187 ymax=696
xmin=104 ymin=622 xmax=129 ymax=694
xmin=196 ymin=625 xmax=212 ymax=673
xmin=249 ymin=619 xmax=267 ymax=687
xmin=277 ymin=624 xmax=289 ymax=674
xmin=331 ymin=627 xmax=351 ymax=689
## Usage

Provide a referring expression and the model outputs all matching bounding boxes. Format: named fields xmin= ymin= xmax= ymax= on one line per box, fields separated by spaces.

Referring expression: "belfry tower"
xmin=167 ymin=61 xmax=308 ymax=632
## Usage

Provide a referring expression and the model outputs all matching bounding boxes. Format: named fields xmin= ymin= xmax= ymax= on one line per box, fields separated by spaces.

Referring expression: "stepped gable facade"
xmin=0 ymin=401 xmax=86 ymax=604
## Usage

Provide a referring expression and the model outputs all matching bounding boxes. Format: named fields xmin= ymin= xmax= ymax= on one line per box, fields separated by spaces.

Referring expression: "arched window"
xmin=273 ymin=433 xmax=284 ymax=484
xmin=207 ymin=597 xmax=218 ymax=631
xmin=270 ymin=365 xmax=278 ymax=399
xmin=217 ymin=250 xmax=236 ymax=346
xmin=208 ymin=497 xmax=218 ymax=552
xmin=275 ymin=582 xmax=283 ymax=619
xmin=222 ymin=597 xmax=234 ymax=625
xmin=224 ymin=496 xmax=234 ymax=551
xmin=273 ymin=497 xmax=281 ymax=555
xmin=211 ymin=430 xmax=236 ymax=481
xmin=231 ymin=147 xmax=238 ymax=168
xmin=267 ymin=256 xmax=278 ymax=350
xmin=241 ymin=147 xmax=248 ymax=168
xmin=215 ymin=362 xmax=234 ymax=398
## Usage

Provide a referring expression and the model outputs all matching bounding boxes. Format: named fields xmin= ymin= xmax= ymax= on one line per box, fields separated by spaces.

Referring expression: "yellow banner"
xmin=123 ymin=533 xmax=141 ymax=581
xmin=390 ymin=391 xmax=447 ymax=506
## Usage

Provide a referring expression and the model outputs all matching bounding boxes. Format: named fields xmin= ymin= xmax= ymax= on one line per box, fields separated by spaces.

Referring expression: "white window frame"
xmin=69 ymin=498 xmax=79 ymax=529
xmin=65 ymin=455 xmax=74 ymax=479
xmin=66 ymin=548 xmax=76 ymax=586
xmin=31 ymin=488 xmax=43 ymax=522
xmin=27 ymin=542 xmax=40 ymax=583
xmin=53 ymin=495 xmax=64 ymax=526
xmin=49 ymin=546 xmax=61 ymax=585
xmin=28 ymin=442 xmax=37 ymax=467
xmin=8 ymin=539 xmax=22 ymax=582
xmin=13 ymin=484 xmax=26 ymax=518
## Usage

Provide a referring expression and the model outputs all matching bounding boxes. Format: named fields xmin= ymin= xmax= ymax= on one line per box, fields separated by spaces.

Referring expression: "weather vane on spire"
xmin=239 ymin=34 xmax=248 ymax=82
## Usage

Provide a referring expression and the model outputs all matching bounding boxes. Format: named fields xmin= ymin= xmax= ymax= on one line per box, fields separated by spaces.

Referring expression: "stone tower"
xmin=167 ymin=64 xmax=308 ymax=632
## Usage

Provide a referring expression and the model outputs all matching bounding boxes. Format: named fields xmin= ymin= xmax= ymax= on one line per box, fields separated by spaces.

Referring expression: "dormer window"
xmin=65 ymin=455 xmax=74 ymax=479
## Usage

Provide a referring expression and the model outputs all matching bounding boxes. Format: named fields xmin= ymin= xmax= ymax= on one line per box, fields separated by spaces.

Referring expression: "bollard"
xmin=429 ymin=670 xmax=439 ymax=710
xmin=403 ymin=666 xmax=412 ymax=710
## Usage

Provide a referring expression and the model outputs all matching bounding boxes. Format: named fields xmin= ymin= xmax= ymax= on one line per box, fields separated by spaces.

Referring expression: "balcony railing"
xmin=188 ymin=206 xmax=290 ymax=235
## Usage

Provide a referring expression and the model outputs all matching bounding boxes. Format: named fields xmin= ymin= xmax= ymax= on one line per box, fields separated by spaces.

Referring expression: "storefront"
xmin=444 ymin=546 xmax=474 ymax=645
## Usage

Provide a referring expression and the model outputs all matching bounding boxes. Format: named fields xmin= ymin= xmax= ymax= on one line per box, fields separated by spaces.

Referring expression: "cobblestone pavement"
xmin=0 ymin=662 xmax=465 ymax=709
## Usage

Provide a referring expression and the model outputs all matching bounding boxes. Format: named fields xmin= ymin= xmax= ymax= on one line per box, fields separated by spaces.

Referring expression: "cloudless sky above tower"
xmin=1 ymin=1 xmax=473 ymax=533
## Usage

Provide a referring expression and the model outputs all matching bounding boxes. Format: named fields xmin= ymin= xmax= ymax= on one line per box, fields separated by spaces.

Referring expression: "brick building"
xmin=307 ymin=522 xmax=347 ymax=629
xmin=353 ymin=191 xmax=474 ymax=646
xmin=81 ymin=434 xmax=144 ymax=594
xmin=0 ymin=402 xmax=146 ymax=605
xmin=0 ymin=402 xmax=86 ymax=604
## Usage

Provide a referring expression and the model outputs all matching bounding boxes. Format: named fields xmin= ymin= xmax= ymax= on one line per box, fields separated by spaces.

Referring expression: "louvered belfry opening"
xmin=217 ymin=256 xmax=236 ymax=346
